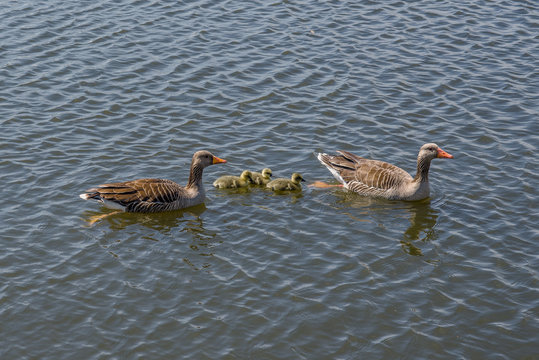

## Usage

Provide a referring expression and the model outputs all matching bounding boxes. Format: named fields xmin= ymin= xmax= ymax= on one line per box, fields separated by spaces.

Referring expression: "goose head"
xmin=193 ymin=150 xmax=227 ymax=167
xmin=414 ymin=143 xmax=453 ymax=183
xmin=418 ymin=143 xmax=453 ymax=161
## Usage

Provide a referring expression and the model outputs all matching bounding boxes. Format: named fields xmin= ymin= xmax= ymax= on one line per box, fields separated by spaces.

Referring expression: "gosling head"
xmin=261 ymin=168 xmax=272 ymax=178
xmin=291 ymin=173 xmax=305 ymax=184
xmin=240 ymin=170 xmax=254 ymax=182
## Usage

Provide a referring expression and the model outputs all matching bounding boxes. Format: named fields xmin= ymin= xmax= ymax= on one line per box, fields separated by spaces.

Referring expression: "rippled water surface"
xmin=1 ymin=0 xmax=538 ymax=358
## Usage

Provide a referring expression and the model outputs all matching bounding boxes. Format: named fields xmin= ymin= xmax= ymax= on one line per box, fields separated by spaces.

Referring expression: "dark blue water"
xmin=1 ymin=0 xmax=537 ymax=358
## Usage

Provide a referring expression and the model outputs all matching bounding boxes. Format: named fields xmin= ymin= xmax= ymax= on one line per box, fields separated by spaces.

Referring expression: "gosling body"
xmin=250 ymin=168 xmax=273 ymax=185
xmin=267 ymin=173 xmax=305 ymax=191
xmin=213 ymin=170 xmax=253 ymax=189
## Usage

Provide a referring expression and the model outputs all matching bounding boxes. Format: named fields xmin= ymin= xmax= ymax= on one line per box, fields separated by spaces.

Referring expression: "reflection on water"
xmin=82 ymin=203 xmax=221 ymax=269
xmin=331 ymin=190 xmax=439 ymax=256
xmin=400 ymin=200 xmax=439 ymax=256
xmin=2 ymin=0 xmax=536 ymax=355
xmin=81 ymin=203 xmax=207 ymax=232
xmin=269 ymin=191 xmax=304 ymax=204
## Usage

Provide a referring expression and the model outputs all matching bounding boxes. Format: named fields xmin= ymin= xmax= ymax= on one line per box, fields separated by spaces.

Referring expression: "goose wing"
xmin=83 ymin=178 xmax=183 ymax=208
xmin=338 ymin=150 xmax=412 ymax=192
xmin=319 ymin=150 xmax=412 ymax=192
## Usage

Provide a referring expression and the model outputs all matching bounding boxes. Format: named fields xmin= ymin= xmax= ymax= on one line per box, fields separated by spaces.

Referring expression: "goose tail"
xmin=316 ymin=152 xmax=346 ymax=185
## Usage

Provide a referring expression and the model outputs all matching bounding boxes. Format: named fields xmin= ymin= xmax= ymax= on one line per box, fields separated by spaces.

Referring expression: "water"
xmin=1 ymin=0 xmax=538 ymax=358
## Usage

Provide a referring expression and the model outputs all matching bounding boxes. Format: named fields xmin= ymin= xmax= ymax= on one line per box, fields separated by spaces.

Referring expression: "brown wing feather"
xmin=351 ymin=160 xmax=411 ymax=190
xmin=336 ymin=150 xmax=366 ymax=164
xmin=331 ymin=151 xmax=412 ymax=191
xmin=90 ymin=178 xmax=183 ymax=207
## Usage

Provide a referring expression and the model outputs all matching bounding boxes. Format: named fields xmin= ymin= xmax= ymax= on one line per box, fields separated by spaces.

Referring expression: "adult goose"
xmin=316 ymin=143 xmax=453 ymax=201
xmin=79 ymin=150 xmax=227 ymax=212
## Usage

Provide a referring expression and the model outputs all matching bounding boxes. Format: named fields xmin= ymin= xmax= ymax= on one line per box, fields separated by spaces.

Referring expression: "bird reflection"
xmin=399 ymin=200 xmax=439 ymax=256
xmin=330 ymin=191 xmax=439 ymax=256
xmin=81 ymin=203 xmax=224 ymax=270
xmin=81 ymin=203 xmax=207 ymax=232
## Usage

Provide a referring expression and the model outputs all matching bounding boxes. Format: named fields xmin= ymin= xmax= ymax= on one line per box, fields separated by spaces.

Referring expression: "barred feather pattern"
xmin=82 ymin=178 xmax=205 ymax=213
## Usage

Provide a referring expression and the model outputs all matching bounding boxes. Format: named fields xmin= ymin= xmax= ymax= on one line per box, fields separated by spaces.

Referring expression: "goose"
xmin=213 ymin=170 xmax=253 ymax=189
xmin=250 ymin=168 xmax=273 ymax=185
xmin=79 ymin=150 xmax=227 ymax=212
xmin=316 ymin=143 xmax=453 ymax=201
xmin=267 ymin=173 xmax=305 ymax=191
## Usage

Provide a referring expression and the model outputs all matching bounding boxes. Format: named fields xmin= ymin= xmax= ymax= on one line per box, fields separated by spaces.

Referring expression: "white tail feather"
xmin=317 ymin=153 xmax=346 ymax=185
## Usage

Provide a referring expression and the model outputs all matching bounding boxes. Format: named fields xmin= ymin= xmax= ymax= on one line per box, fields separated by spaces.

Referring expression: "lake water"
xmin=1 ymin=0 xmax=538 ymax=359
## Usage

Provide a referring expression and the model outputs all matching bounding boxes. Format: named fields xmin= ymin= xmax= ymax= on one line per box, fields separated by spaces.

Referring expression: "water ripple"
xmin=1 ymin=0 xmax=538 ymax=358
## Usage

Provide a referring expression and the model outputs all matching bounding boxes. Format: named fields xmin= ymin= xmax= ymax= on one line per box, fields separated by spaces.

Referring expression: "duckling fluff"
xmin=266 ymin=173 xmax=305 ymax=191
xmin=213 ymin=170 xmax=253 ymax=189
xmin=250 ymin=168 xmax=272 ymax=185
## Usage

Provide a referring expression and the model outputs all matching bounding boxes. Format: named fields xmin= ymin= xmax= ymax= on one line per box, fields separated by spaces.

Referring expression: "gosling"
xmin=250 ymin=168 xmax=273 ymax=185
xmin=213 ymin=170 xmax=253 ymax=189
xmin=266 ymin=173 xmax=305 ymax=191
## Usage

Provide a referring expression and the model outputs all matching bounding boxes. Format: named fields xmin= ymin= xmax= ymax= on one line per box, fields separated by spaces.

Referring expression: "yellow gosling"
xmin=213 ymin=170 xmax=253 ymax=189
xmin=250 ymin=168 xmax=272 ymax=185
xmin=266 ymin=172 xmax=304 ymax=191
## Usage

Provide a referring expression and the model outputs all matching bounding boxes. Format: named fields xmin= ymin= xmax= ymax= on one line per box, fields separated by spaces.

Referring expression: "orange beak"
xmin=437 ymin=148 xmax=453 ymax=159
xmin=212 ymin=155 xmax=227 ymax=164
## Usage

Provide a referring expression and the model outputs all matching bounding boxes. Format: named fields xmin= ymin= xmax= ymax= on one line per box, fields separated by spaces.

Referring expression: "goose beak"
xmin=437 ymin=148 xmax=453 ymax=159
xmin=212 ymin=156 xmax=227 ymax=164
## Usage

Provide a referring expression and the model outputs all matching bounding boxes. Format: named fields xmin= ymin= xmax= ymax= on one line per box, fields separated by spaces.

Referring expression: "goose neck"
xmin=187 ymin=161 xmax=204 ymax=188
xmin=414 ymin=155 xmax=431 ymax=183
